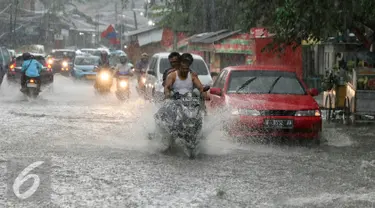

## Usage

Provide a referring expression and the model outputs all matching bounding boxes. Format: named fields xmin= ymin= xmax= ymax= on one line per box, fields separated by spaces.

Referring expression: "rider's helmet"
xmin=100 ymin=51 xmax=109 ymax=65
xmin=22 ymin=52 xmax=32 ymax=60
xmin=119 ymin=55 xmax=127 ymax=64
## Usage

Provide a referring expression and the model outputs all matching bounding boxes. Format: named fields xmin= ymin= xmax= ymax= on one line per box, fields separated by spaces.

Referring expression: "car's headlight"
xmin=100 ymin=73 xmax=110 ymax=80
xmin=120 ymin=81 xmax=127 ymax=87
xmin=62 ymin=61 xmax=68 ymax=67
xmin=232 ymin=109 xmax=260 ymax=116
xmin=295 ymin=110 xmax=321 ymax=117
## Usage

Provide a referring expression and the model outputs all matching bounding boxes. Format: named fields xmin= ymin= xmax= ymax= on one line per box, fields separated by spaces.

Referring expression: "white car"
xmin=144 ymin=52 xmax=213 ymax=100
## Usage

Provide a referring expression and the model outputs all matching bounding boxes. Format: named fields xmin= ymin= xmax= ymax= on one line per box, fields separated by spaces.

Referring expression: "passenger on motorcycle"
xmin=20 ymin=52 xmax=43 ymax=92
xmin=164 ymin=53 xmax=209 ymax=100
xmin=135 ymin=53 xmax=149 ymax=81
xmin=94 ymin=51 xmax=113 ymax=89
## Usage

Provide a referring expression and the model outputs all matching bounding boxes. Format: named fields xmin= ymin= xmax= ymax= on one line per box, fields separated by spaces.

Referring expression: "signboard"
xmin=54 ymin=34 xmax=63 ymax=40
xmin=250 ymin=28 xmax=269 ymax=38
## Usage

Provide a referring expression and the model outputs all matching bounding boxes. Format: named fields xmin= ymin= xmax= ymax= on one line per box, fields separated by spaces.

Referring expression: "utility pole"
xmin=13 ymin=0 xmax=19 ymax=47
xmin=173 ymin=0 xmax=178 ymax=50
xmin=132 ymin=0 xmax=138 ymax=29
xmin=9 ymin=0 xmax=13 ymax=45
xmin=120 ymin=0 xmax=124 ymax=50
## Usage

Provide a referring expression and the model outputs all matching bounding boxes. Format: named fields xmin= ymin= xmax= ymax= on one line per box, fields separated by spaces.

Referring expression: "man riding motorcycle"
xmin=135 ymin=53 xmax=149 ymax=87
xmin=164 ymin=53 xmax=209 ymax=100
xmin=94 ymin=51 xmax=113 ymax=90
xmin=114 ymin=55 xmax=133 ymax=77
xmin=20 ymin=52 xmax=43 ymax=92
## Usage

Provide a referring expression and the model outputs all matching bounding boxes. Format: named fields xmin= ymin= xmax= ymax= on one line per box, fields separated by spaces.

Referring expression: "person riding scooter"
xmin=94 ymin=51 xmax=114 ymax=91
xmin=20 ymin=52 xmax=43 ymax=92
xmin=114 ymin=55 xmax=133 ymax=77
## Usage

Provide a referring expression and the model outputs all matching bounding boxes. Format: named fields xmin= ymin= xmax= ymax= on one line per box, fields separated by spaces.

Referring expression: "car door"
xmin=209 ymin=70 xmax=228 ymax=108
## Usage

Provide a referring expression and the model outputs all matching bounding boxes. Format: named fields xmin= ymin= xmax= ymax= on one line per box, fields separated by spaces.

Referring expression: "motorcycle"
xmin=94 ymin=66 xmax=114 ymax=94
xmin=152 ymin=86 xmax=210 ymax=159
xmin=115 ymin=72 xmax=132 ymax=100
xmin=60 ymin=59 xmax=72 ymax=77
xmin=22 ymin=78 xmax=41 ymax=98
xmin=136 ymin=70 xmax=146 ymax=95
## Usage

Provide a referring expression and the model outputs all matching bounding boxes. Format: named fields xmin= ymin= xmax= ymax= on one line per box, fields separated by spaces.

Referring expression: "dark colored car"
xmin=7 ymin=53 xmax=54 ymax=85
xmin=0 ymin=47 xmax=12 ymax=86
xmin=48 ymin=49 xmax=76 ymax=74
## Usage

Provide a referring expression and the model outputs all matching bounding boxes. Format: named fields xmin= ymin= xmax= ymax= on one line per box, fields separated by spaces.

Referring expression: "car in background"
xmin=0 ymin=47 xmax=12 ymax=86
xmin=80 ymin=48 xmax=101 ymax=56
xmin=71 ymin=54 xmax=100 ymax=80
xmin=7 ymin=53 xmax=54 ymax=85
xmin=48 ymin=49 xmax=76 ymax=74
xmin=144 ymin=52 xmax=213 ymax=100
xmin=209 ymin=65 xmax=322 ymax=144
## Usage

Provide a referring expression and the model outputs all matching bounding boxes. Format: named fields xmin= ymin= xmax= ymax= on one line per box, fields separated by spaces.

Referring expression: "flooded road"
xmin=0 ymin=75 xmax=375 ymax=207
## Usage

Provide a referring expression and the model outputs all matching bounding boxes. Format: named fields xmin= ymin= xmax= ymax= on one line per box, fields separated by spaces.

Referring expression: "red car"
xmin=209 ymin=65 xmax=322 ymax=144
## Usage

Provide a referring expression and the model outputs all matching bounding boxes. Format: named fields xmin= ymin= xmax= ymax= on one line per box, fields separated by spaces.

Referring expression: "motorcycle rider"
xmin=115 ymin=55 xmax=133 ymax=77
xmin=135 ymin=53 xmax=149 ymax=85
xmin=164 ymin=53 xmax=209 ymax=100
xmin=20 ymin=52 xmax=43 ymax=92
xmin=162 ymin=52 xmax=180 ymax=87
xmin=94 ymin=51 xmax=113 ymax=89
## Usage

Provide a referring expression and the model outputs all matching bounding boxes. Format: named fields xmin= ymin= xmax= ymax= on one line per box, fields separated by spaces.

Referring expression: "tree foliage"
xmin=155 ymin=0 xmax=375 ymax=47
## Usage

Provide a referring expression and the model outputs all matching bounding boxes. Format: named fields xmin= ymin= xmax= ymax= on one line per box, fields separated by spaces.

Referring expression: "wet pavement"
xmin=0 ymin=75 xmax=375 ymax=207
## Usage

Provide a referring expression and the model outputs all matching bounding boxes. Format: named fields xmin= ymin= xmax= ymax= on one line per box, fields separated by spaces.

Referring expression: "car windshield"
xmin=16 ymin=56 xmax=46 ymax=66
xmin=159 ymin=58 xmax=209 ymax=75
xmin=51 ymin=51 xmax=75 ymax=59
xmin=74 ymin=57 xmax=99 ymax=65
xmin=227 ymin=70 xmax=306 ymax=95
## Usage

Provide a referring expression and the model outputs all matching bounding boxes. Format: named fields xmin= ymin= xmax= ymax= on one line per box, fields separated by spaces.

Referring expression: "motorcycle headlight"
xmin=295 ymin=110 xmax=321 ymax=117
xmin=120 ymin=81 xmax=127 ymax=87
xmin=47 ymin=59 xmax=54 ymax=65
xmin=100 ymin=73 xmax=110 ymax=80
xmin=142 ymin=77 xmax=146 ymax=83
xmin=62 ymin=61 xmax=68 ymax=67
xmin=232 ymin=109 xmax=260 ymax=116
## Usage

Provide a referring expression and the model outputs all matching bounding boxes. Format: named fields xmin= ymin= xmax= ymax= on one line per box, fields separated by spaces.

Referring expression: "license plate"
xmin=264 ymin=119 xmax=293 ymax=129
xmin=27 ymin=83 xmax=37 ymax=87
xmin=86 ymin=75 xmax=96 ymax=79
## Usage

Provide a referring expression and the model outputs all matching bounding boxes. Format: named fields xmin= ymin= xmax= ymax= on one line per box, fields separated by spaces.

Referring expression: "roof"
xmin=224 ymin=65 xmax=297 ymax=72
xmin=76 ymin=55 xmax=100 ymax=59
xmin=152 ymin=52 xmax=204 ymax=59
xmin=16 ymin=53 xmax=46 ymax=57
xmin=52 ymin=49 xmax=76 ymax=52
xmin=125 ymin=26 xmax=161 ymax=36
xmin=189 ymin=29 xmax=241 ymax=44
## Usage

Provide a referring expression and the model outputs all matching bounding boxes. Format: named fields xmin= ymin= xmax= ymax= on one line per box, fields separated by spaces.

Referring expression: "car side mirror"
xmin=147 ymin=71 xmax=156 ymax=76
xmin=308 ymin=88 xmax=319 ymax=96
xmin=210 ymin=87 xmax=222 ymax=96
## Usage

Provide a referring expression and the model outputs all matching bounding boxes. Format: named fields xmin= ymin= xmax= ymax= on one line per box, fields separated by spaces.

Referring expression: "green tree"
xmin=156 ymin=0 xmax=375 ymax=49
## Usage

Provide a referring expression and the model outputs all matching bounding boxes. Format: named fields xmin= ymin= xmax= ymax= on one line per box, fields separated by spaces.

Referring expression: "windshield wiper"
xmin=236 ymin=77 xmax=257 ymax=93
xmin=268 ymin=76 xmax=282 ymax=93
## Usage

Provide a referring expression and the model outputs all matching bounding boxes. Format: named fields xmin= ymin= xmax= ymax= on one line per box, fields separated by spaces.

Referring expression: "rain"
xmin=1 ymin=0 xmax=375 ymax=207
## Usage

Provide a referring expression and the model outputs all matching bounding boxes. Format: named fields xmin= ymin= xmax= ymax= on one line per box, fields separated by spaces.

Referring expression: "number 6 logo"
xmin=12 ymin=161 xmax=44 ymax=200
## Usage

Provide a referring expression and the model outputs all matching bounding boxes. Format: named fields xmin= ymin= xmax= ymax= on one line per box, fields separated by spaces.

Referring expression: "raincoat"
xmin=21 ymin=59 xmax=43 ymax=77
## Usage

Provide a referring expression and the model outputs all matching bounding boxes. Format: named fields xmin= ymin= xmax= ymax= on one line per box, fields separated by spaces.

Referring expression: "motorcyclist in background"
xmin=114 ymin=55 xmax=133 ymax=77
xmin=135 ymin=53 xmax=149 ymax=81
xmin=94 ymin=51 xmax=113 ymax=89
xmin=20 ymin=52 xmax=43 ymax=92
